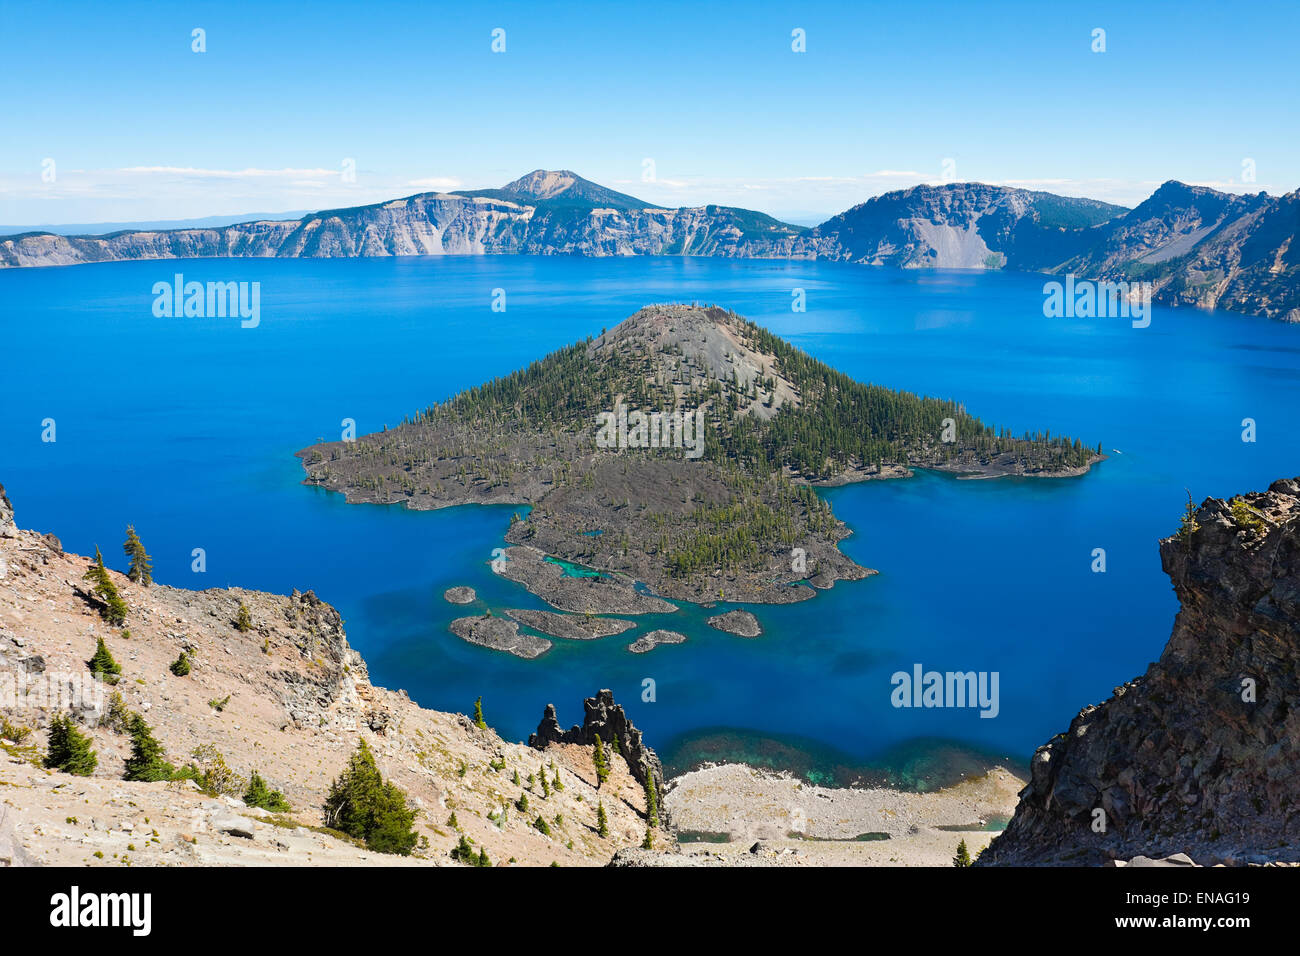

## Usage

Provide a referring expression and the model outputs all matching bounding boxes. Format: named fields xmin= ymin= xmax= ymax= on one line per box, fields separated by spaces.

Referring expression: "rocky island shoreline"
xmin=298 ymin=304 xmax=1100 ymax=656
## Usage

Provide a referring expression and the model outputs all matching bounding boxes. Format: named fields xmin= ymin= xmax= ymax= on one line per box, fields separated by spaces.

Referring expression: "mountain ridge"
xmin=2 ymin=171 xmax=1296 ymax=321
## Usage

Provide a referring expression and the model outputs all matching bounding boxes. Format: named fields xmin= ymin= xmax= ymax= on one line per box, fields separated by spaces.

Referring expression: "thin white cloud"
xmin=118 ymin=166 xmax=342 ymax=178
xmin=406 ymin=176 xmax=464 ymax=191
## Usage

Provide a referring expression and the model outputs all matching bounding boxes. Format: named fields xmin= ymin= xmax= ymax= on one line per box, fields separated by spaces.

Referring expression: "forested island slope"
xmin=297 ymin=304 xmax=1101 ymax=606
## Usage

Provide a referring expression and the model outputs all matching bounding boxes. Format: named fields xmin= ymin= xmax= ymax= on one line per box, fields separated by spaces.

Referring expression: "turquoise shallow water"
xmin=2 ymin=254 xmax=1298 ymax=787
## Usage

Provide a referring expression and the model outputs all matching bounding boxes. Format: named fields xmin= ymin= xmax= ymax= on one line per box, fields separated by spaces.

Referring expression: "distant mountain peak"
xmin=501 ymin=169 xmax=584 ymax=200
xmin=496 ymin=169 xmax=657 ymax=210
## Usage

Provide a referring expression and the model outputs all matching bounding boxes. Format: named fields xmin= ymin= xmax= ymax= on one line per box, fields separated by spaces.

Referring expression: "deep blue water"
xmin=3 ymin=255 xmax=1298 ymax=786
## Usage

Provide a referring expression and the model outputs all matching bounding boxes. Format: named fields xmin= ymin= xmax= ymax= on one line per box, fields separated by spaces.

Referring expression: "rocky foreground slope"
xmin=981 ymin=478 xmax=1300 ymax=866
xmin=2 ymin=170 xmax=1295 ymax=322
xmin=0 ymin=484 xmax=657 ymax=867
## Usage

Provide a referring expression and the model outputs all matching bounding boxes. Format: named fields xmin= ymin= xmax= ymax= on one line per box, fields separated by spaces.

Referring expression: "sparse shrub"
xmin=1 ymin=716 xmax=32 ymax=744
xmin=322 ymin=738 xmax=418 ymax=856
xmin=953 ymin=838 xmax=972 ymax=867
xmin=207 ymin=694 xmax=231 ymax=712
xmin=169 ymin=652 xmax=191 ymax=677
xmin=185 ymin=743 xmax=244 ymax=796
xmin=645 ymin=773 xmax=659 ymax=828
xmin=516 ymin=792 xmax=529 ymax=813
xmin=243 ymin=770 xmax=290 ymax=811
xmin=1176 ymin=489 xmax=1200 ymax=543
xmin=99 ymin=691 xmax=130 ymax=733
xmin=533 ymin=815 xmax=551 ymax=836
xmin=83 ymin=548 xmax=128 ymax=625
xmin=593 ymin=736 xmax=610 ymax=786
xmin=597 ymin=801 xmax=609 ymax=838
xmin=87 ymin=637 xmax=121 ymax=684
xmin=450 ymin=834 xmax=489 ymax=866
xmin=1231 ymin=497 xmax=1266 ymax=535
xmin=44 ymin=713 xmax=97 ymax=775
xmin=234 ymin=601 xmax=252 ymax=632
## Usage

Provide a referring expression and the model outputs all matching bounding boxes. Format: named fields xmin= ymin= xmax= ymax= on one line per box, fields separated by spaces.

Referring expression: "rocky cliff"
xmin=802 ymin=181 xmax=1125 ymax=271
xmin=980 ymin=478 xmax=1300 ymax=866
xmin=1062 ymin=181 xmax=1300 ymax=322
xmin=2 ymin=170 xmax=1295 ymax=322
xmin=0 ymin=170 xmax=802 ymax=268
xmin=0 ymin=485 xmax=656 ymax=866
xmin=530 ymin=689 xmax=664 ymax=797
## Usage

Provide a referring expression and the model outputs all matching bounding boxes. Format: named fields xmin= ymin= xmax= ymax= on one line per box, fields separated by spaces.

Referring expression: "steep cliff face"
xmin=0 ymin=485 xmax=656 ymax=866
xmin=1064 ymin=182 xmax=1300 ymax=322
xmin=0 ymin=171 xmax=803 ymax=267
xmin=804 ymin=182 xmax=1124 ymax=271
xmin=530 ymin=689 xmax=665 ymax=797
xmin=3 ymin=170 xmax=1296 ymax=322
xmin=981 ymin=478 xmax=1300 ymax=866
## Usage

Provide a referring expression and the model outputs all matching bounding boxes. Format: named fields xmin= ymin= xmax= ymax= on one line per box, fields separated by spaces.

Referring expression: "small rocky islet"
xmin=706 ymin=609 xmax=763 ymax=638
xmin=448 ymin=614 xmax=551 ymax=660
xmin=504 ymin=608 xmax=636 ymax=640
xmin=627 ymin=629 xmax=687 ymax=654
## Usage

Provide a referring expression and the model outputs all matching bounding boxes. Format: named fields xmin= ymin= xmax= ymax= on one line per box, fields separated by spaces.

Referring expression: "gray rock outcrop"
xmin=530 ymin=689 xmax=664 ymax=796
xmin=981 ymin=478 xmax=1300 ymax=865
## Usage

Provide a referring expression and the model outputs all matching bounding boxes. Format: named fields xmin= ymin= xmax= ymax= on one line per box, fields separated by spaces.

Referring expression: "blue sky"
xmin=2 ymin=0 xmax=1296 ymax=225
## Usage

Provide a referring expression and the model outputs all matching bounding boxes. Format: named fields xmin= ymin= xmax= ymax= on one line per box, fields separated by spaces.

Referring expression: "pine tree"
xmin=641 ymin=827 xmax=654 ymax=850
xmin=244 ymin=770 xmax=290 ymax=812
xmin=597 ymin=800 xmax=609 ymax=838
xmin=44 ymin=713 xmax=98 ymax=776
xmin=644 ymin=773 xmax=659 ymax=828
xmin=552 ymin=770 xmax=564 ymax=792
xmin=87 ymin=637 xmax=122 ymax=684
xmin=122 ymin=525 xmax=152 ymax=586
xmin=234 ymin=601 xmax=252 ymax=632
xmin=83 ymin=548 xmax=128 ymax=626
xmin=1177 ymin=489 xmax=1201 ymax=543
xmin=953 ymin=838 xmax=972 ymax=867
xmin=323 ymin=739 xmax=418 ymax=855
xmin=540 ymin=768 xmax=550 ymax=797
xmin=123 ymin=712 xmax=175 ymax=782
xmin=450 ymin=834 xmax=476 ymax=864
xmin=472 ymin=696 xmax=486 ymax=729
xmin=593 ymin=735 xmax=610 ymax=787
xmin=169 ymin=652 xmax=191 ymax=677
